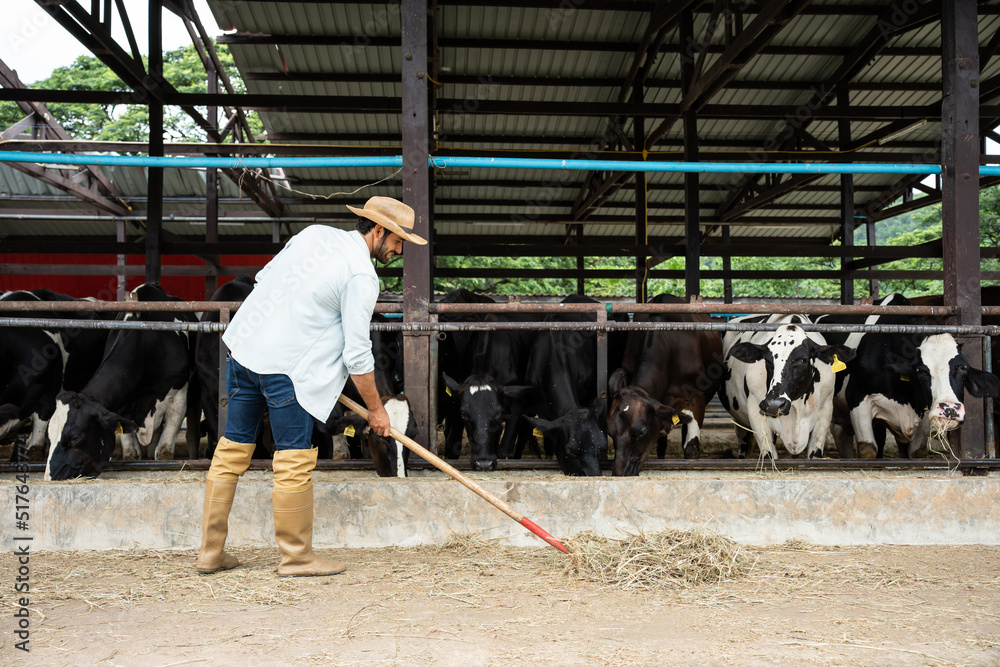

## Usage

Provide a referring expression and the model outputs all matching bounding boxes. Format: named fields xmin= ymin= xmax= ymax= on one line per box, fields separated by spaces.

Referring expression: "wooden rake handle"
xmin=337 ymin=394 xmax=569 ymax=554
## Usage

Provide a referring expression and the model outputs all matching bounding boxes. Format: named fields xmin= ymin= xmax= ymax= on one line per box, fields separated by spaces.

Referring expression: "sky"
xmin=1 ymin=0 xmax=217 ymax=84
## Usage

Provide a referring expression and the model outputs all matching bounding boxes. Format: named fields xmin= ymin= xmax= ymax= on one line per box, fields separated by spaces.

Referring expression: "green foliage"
xmin=0 ymin=44 xmax=264 ymax=143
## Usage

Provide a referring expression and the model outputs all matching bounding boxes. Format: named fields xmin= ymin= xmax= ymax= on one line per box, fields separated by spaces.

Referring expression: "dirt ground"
xmin=4 ymin=541 xmax=999 ymax=667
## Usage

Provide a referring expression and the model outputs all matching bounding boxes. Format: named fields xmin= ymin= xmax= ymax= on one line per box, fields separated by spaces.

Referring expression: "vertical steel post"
xmin=722 ymin=225 xmax=733 ymax=305
xmin=402 ymin=0 xmax=434 ymax=452
xmin=942 ymin=0 xmax=984 ymax=462
xmin=680 ymin=8 xmax=700 ymax=298
xmin=205 ymin=60 xmax=219 ymax=300
xmin=217 ymin=307 xmax=229 ymax=445
xmin=838 ymin=84 xmax=855 ymax=306
xmin=633 ymin=79 xmax=647 ymax=303
xmin=596 ymin=303 xmax=608 ymax=459
xmin=985 ymin=335 xmax=995 ymax=458
xmin=866 ymin=218 xmax=879 ymax=299
xmin=146 ymin=0 xmax=163 ymax=285
xmin=576 ymin=224 xmax=585 ymax=295
xmin=116 ymin=218 xmax=126 ymax=300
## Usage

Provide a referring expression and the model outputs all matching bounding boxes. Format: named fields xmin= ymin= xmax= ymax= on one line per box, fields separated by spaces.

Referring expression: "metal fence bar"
xmin=3 ymin=317 xmax=1000 ymax=336
xmin=0 ymin=300 xmax=963 ymax=318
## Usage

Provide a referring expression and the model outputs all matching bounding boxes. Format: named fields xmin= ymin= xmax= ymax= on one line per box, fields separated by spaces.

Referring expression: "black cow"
xmin=816 ymin=293 xmax=1000 ymax=458
xmin=523 ymin=295 xmax=608 ymax=476
xmin=440 ymin=295 xmax=537 ymax=471
xmin=0 ymin=290 xmax=109 ymax=456
xmin=46 ymin=283 xmax=197 ymax=480
xmin=436 ymin=289 xmax=497 ymax=456
xmin=606 ymin=294 xmax=723 ymax=476
xmin=195 ymin=275 xmax=255 ymax=458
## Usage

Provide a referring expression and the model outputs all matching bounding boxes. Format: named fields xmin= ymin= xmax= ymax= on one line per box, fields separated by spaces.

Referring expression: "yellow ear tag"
xmin=900 ymin=375 xmax=910 ymax=382
xmin=671 ymin=415 xmax=680 ymax=425
xmin=344 ymin=425 xmax=356 ymax=437
xmin=115 ymin=423 xmax=123 ymax=435
xmin=445 ymin=386 xmax=452 ymax=397
xmin=532 ymin=428 xmax=543 ymax=438
xmin=831 ymin=354 xmax=847 ymax=373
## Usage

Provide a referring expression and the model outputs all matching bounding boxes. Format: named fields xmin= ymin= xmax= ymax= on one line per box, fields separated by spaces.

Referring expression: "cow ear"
xmin=608 ymin=368 xmax=628 ymax=396
xmin=442 ymin=373 xmax=461 ymax=395
xmin=654 ymin=403 xmax=692 ymax=427
xmin=728 ymin=342 xmax=766 ymax=364
xmin=815 ymin=344 xmax=856 ymax=365
xmin=965 ymin=368 xmax=1000 ymax=398
xmin=334 ymin=413 xmax=368 ymax=436
xmin=524 ymin=415 xmax=555 ymax=433
xmin=0 ymin=403 xmax=20 ymax=424
xmin=590 ymin=396 xmax=608 ymax=430
xmin=100 ymin=408 xmax=137 ymax=435
xmin=883 ymin=361 xmax=913 ymax=380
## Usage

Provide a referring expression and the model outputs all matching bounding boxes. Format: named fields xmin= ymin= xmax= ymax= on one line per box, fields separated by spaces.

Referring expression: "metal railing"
xmin=1 ymin=298 xmax=997 ymax=471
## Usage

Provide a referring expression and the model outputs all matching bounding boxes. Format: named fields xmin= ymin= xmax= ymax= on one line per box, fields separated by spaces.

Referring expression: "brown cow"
xmin=606 ymin=294 xmax=724 ymax=475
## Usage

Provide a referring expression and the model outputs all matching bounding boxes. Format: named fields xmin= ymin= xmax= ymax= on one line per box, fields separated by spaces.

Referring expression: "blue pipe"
xmin=0 ymin=152 xmax=404 ymax=169
xmin=1 ymin=150 xmax=999 ymax=175
xmin=432 ymin=156 xmax=947 ymax=175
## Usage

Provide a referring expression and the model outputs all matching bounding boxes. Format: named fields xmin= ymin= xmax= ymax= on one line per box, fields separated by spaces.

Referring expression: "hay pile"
xmin=565 ymin=529 xmax=754 ymax=590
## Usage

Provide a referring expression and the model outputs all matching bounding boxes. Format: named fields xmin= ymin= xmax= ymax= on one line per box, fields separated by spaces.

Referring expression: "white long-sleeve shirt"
xmin=222 ymin=225 xmax=379 ymax=421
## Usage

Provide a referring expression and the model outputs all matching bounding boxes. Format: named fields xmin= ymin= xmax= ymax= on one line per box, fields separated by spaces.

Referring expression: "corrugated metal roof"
xmin=2 ymin=1 xmax=995 ymax=249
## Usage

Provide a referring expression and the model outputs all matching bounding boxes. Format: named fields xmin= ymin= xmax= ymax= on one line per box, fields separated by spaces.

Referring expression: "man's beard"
xmin=374 ymin=236 xmax=399 ymax=266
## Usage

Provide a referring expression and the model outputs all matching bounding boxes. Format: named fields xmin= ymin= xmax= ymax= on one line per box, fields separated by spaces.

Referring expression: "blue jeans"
xmin=223 ymin=354 xmax=314 ymax=450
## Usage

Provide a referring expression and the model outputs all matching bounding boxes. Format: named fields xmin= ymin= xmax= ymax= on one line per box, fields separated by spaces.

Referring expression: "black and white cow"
xmin=523 ymin=295 xmax=608 ymax=476
xmin=816 ymin=293 xmax=1000 ymax=458
xmin=46 ymin=283 xmax=196 ymax=480
xmin=0 ymin=290 xmax=109 ymax=455
xmin=721 ymin=315 xmax=854 ymax=460
xmin=318 ymin=394 xmax=415 ymax=477
xmin=195 ymin=275 xmax=255 ymax=458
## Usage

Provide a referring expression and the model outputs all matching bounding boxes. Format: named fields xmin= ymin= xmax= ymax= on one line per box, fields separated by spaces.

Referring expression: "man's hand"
xmin=350 ymin=371 xmax=392 ymax=437
xmin=367 ymin=403 xmax=392 ymax=438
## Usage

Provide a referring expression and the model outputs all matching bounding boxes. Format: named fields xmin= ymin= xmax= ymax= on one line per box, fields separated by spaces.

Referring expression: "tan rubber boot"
xmin=272 ymin=448 xmax=346 ymax=577
xmin=195 ymin=437 xmax=256 ymax=574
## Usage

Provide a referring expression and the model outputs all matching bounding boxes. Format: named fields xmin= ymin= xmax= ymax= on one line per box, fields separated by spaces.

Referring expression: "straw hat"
xmin=347 ymin=196 xmax=428 ymax=245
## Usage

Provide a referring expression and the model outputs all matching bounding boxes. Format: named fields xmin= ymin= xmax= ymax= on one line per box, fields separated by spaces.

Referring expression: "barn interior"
xmin=0 ymin=0 xmax=998 ymax=464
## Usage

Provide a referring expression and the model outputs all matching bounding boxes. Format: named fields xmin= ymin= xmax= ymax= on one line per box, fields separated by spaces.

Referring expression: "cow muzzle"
xmin=759 ymin=395 xmax=791 ymax=418
xmin=930 ymin=401 xmax=964 ymax=435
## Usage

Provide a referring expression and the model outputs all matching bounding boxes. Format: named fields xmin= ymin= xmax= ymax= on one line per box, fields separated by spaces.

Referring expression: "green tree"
xmin=0 ymin=44 xmax=263 ymax=143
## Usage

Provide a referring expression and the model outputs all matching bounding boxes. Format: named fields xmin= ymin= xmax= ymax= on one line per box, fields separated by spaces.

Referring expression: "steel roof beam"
xmin=33 ymin=0 xmax=282 ymax=219
xmin=0 ymin=88 xmax=975 ymax=119
xmin=714 ymin=1 xmax=943 ymax=221
xmin=217 ymin=32 xmax=945 ymax=57
xmin=570 ymin=0 xmax=695 ymax=222
xmin=0 ymin=57 xmax=131 ymax=216
xmin=244 ymin=71 xmax=944 ymax=92
xmin=573 ymin=0 xmax=811 ymax=222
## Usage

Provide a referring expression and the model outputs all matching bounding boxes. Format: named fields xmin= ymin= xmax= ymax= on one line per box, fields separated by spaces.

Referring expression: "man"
xmin=195 ymin=196 xmax=427 ymax=577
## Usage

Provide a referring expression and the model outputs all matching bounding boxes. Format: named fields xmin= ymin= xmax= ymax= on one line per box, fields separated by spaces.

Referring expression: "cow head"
xmin=607 ymin=370 xmax=692 ymax=477
xmin=368 ymin=395 xmax=416 ymax=477
xmin=728 ymin=325 xmax=855 ymax=418
xmin=46 ymin=391 xmax=137 ymax=480
xmin=525 ymin=402 xmax=606 ymax=477
xmin=442 ymin=373 xmax=533 ymax=471
xmin=885 ymin=334 xmax=1000 ymax=437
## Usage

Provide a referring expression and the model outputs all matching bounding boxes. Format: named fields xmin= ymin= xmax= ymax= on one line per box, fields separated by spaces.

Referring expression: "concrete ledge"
xmin=4 ymin=472 xmax=999 ymax=550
